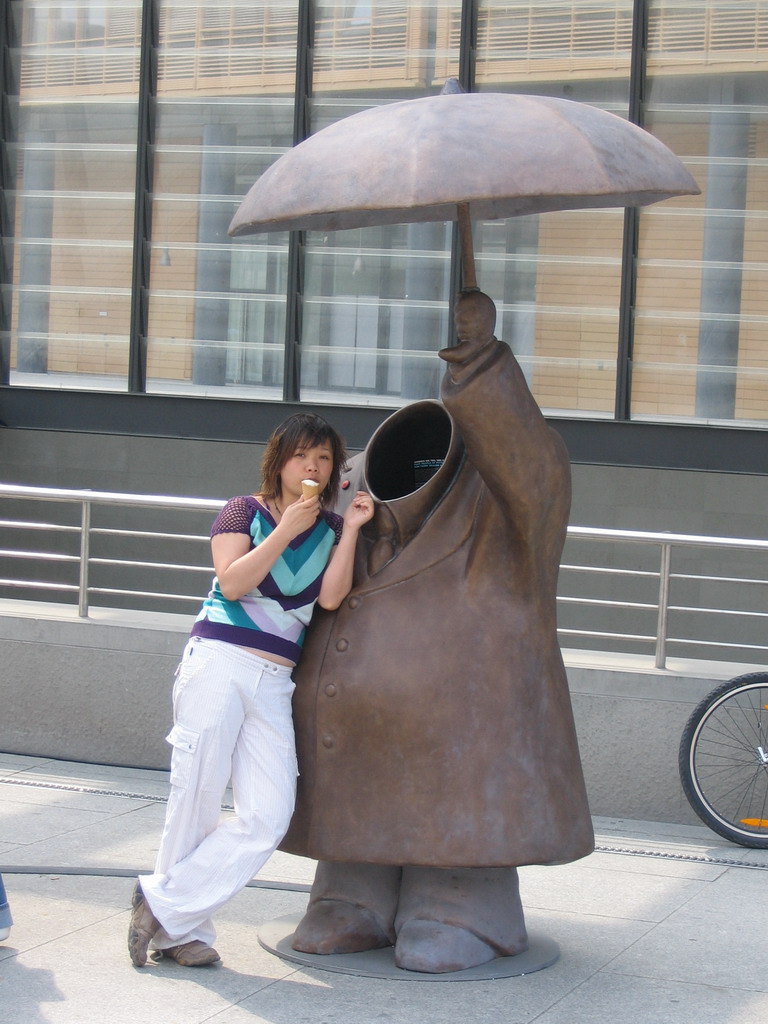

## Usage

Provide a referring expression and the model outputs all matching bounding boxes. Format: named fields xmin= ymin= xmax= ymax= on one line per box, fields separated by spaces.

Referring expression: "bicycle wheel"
xmin=679 ymin=672 xmax=768 ymax=848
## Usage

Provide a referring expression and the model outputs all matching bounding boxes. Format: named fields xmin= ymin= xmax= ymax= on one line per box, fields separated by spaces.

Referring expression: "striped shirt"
xmin=190 ymin=495 xmax=343 ymax=664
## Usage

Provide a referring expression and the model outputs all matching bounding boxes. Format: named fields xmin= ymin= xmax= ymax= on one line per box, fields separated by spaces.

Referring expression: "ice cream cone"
xmin=301 ymin=479 xmax=320 ymax=500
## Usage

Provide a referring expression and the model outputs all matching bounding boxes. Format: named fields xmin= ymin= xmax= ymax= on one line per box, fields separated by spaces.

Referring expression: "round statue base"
xmin=258 ymin=913 xmax=559 ymax=982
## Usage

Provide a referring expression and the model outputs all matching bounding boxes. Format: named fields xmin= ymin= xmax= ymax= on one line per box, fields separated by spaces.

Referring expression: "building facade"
xmin=1 ymin=3 xmax=767 ymax=788
xmin=1 ymin=0 xmax=766 ymax=468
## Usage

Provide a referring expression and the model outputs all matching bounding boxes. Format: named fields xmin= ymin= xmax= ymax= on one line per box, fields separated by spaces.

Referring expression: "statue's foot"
xmin=291 ymin=899 xmax=393 ymax=955
xmin=394 ymin=919 xmax=528 ymax=974
xmin=394 ymin=865 xmax=529 ymax=973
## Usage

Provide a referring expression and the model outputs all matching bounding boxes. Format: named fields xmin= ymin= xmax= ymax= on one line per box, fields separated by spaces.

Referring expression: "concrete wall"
xmin=1 ymin=599 xmax=763 ymax=825
xmin=1 ymin=427 xmax=766 ymax=538
xmin=0 ymin=603 xmax=189 ymax=770
xmin=564 ymin=650 xmax=740 ymax=824
xmin=0 ymin=427 xmax=281 ymax=501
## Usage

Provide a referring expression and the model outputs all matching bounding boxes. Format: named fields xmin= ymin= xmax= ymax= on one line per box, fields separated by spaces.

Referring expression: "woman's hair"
xmin=260 ymin=413 xmax=348 ymax=508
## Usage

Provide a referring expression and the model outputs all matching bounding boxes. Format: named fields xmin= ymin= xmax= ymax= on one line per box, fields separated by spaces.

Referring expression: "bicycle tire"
xmin=679 ymin=672 xmax=768 ymax=848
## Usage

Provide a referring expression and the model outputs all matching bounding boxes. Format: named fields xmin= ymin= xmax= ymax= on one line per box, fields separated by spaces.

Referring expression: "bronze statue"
xmin=228 ymin=87 xmax=698 ymax=975
xmin=280 ymin=289 xmax=594 ymax=973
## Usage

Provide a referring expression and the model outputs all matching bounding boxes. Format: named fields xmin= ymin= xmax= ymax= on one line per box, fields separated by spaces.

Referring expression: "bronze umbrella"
xmin=228 ymin=88 xmax=699 ymax=287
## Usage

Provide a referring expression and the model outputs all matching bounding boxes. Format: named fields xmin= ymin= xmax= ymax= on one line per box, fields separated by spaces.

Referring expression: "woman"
xmin=128 ymin=413 xmax=373 ymax=968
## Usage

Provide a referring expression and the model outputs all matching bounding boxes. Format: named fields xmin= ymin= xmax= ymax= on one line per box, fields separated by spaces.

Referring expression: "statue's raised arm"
xmin=440 ymin=289 xmax=571 ymax=559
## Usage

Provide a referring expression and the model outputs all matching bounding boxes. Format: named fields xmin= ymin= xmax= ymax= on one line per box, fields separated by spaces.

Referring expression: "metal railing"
xmin=1 ymin=483 xmax=767 ymax=670
xmin=560 ymin=526 xmax=768 ymax=668
xmin=0 ymin=483 xmax=226 ymax=619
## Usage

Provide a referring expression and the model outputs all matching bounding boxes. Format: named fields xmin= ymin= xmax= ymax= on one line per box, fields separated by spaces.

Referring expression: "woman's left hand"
xmin=344 ymin=491 xmax=374 ymax=529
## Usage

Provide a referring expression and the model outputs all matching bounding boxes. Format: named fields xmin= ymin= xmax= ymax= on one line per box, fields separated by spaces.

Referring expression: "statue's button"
xmin=335 ymin=638 xmax=349 ymax=652
xmin=324 ymin=683 xmax=337 ymax=697
xmin=348 ymin=596 xmax=360 ymax=609
xmin=322 ymin=735 xmax=334 ymax=749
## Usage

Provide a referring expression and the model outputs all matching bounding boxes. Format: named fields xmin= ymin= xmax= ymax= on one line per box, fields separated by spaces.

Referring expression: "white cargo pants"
xmin=140 ymin=637 xmax=298 ymax=950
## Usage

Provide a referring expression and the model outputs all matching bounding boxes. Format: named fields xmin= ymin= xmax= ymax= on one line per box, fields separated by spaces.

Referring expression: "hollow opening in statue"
xmin=366 ymin=403 xmax=452 ymax=501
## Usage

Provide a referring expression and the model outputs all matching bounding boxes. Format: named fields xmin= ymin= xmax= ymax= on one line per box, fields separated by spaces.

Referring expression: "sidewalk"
xmin=1 ymin=752 xmax=767 ymax=1024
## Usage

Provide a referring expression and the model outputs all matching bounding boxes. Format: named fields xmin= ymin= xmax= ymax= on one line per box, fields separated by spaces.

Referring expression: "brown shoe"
xmin=158 ymin=940 xmax=221 ymax=967
xmin=127 ymin=882 xmax=161 ymax=967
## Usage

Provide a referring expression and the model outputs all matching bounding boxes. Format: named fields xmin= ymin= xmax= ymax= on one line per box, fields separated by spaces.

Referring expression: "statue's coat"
xmin=281 ymin=338 xmax=594 ymax=868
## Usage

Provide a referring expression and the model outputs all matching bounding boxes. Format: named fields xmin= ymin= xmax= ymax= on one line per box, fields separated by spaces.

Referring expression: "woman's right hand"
xmin=277 ymin=495 xmax=320 ymax=540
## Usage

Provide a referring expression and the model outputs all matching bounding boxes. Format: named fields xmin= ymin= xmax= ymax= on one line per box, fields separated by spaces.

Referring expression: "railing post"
xmin=78 ymin=499 xmax=92 ymax=617
xmin=655 ymin=542 xmax=672 ymax=668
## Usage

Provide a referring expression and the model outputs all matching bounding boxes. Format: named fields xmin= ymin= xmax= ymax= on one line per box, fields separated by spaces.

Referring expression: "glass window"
xmin=635 ymin=0 xmax=768 ymax=426
xmin=312 ymin=1 xmax=452 ymax=126
xmin=6 ymin=0 xmax=764 ymax=429
xmin=301 ymin=1 xmax=460 ymax=406
xmin=145 ymin=1 xmax=299 ymax=398
xmin=475 ymin=0 xmax=633 ymax=105
xmin=8 ymin=0 xmax=142 ymax=389
xmin=474 ymin=209 xmax=625 ymax=417
xmin=472 ymin=1 xmax=633 ymax=416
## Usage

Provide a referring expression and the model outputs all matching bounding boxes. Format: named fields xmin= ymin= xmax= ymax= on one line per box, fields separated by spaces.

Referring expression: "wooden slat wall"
xmin=143 ymin=156 xmax=200 ymax=382
xmin=19 ymin=5 xmax=425 ymax=99
xmin=313 ymin=4 xmax=430 ymax=90
xmin=20 ymin=4 xmax=768 ymax=97
xmin=46 ymin=152 xmax=133 ymax=376
xmin=530 ymin=208 xmax=624 ymax=413
xmin=468 ymin=3 xmax=633 ymax=85
xmin=734 ymin=119 xmax=768 ymax=421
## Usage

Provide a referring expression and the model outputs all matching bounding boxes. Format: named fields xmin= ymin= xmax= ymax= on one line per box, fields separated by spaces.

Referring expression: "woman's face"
xmin=279 ymin=437 xmax=334 ymax=498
